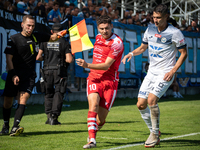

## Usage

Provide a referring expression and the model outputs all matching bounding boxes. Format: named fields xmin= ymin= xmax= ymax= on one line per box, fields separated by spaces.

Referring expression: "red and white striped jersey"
xmin=89 ymin=33 xmax=124 ymax=80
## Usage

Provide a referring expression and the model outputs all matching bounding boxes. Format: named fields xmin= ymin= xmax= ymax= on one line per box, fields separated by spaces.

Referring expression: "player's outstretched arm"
xmin=121 ymin=53 xmax=132 ymax=64
xmin=76 ymin=57 xmax=115 ymax=70
xmin=121 ymin=43 xmax=148 ymax=64
xmin=76 ymin=58 xmax=88 ymax=68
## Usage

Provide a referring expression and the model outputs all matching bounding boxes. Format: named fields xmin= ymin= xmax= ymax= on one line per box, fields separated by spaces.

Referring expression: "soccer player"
xmin=76 ymin=15 xmax=124 ymax=149
xmin=122 ymin=4 xmax=187 ymax=148
xmin=0 ymin=15 xmax=65 ymax=136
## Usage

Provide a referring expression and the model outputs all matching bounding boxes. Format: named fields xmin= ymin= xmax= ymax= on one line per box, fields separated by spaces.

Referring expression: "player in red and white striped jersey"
xmin=76 ymin=15 xmax=124 ymax=149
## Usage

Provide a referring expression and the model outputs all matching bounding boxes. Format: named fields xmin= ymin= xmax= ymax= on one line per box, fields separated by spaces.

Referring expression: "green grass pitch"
xmin=0 ymin=94 xmax=200 ymax=150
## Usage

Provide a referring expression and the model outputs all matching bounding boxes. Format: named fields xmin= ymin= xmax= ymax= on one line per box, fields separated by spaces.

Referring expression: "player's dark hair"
xmin=96 ymin=15 xmax=112 ymax=26
xmin=153 ymin=4 xmax=169 ymax=16
xmin=22 ymin=15 xmax=35 ymax=23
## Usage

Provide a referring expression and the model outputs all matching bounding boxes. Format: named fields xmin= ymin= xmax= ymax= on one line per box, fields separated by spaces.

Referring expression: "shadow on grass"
xmin=20 ymin=129 xmax=125 ymax=137
xmin=100 ymin=140 xmax=145 ymax=148
xmin=0 ymin=94 xmax=199 ymax=119
xmin=61 ymin=120 xmax=139 ymax=125
xmin=21 ymin=130 xmax=87 ymax=136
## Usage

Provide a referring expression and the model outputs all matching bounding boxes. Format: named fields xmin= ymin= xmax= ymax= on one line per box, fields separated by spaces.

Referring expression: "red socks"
xmin=87 ymin=111 xmax=97 ymax=140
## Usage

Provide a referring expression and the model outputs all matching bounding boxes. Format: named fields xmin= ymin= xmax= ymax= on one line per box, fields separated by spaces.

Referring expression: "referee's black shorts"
xmin=3 ymin=70 xmax=36 ymax=97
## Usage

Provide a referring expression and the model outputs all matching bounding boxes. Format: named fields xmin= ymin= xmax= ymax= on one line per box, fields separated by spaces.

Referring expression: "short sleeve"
xmin=4 ymin=38 xmax=16 ymax=55
xmin=108 ymin=39 xmax=123 ymax=60
xmin=172 ymin=30 xmax=186 ymax=49
xmin=64 ymin=41 xmax=71 ymax=54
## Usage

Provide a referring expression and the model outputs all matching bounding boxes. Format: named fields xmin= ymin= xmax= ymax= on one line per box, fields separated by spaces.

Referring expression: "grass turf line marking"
xmin=100 ymin=137 xmax=128 ymax=140
xmin=103 ymin=132 xmax=200 ymax=150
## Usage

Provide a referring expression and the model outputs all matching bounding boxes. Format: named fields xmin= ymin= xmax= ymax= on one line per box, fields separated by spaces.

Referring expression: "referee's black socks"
xmin=13 ymin=104 xmax=26 ymax=127
xmin=3 ymin=107 xmax=12 ymax=127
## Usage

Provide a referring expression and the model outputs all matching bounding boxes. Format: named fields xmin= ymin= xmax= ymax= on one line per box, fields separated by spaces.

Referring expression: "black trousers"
xmin=44 ymin=69 xmax=66 ymax=116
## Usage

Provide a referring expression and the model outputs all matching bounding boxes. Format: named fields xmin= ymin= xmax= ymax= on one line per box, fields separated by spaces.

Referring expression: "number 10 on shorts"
xmin=89 ymin=84 xmax=97 ymax=91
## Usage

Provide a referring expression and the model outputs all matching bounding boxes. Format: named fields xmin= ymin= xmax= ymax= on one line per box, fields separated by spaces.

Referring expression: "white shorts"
xmin=138 ymin=71 xmax=174 ymax=99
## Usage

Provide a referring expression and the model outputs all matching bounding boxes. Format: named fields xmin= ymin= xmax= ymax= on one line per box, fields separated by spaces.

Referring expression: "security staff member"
xmin=36 ymin=23 xmax=73 ymax=125
xmin=0 ymin=15 xmax=65 ymax=136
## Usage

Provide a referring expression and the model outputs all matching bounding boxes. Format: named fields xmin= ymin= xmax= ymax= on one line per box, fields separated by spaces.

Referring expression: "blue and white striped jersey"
xmin=142 ymin=23 xmax=186 ymax=74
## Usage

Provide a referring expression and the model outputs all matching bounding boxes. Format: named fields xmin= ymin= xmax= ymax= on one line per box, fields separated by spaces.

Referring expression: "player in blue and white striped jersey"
xmin=122 ymin=4 xmax=187 ymax=148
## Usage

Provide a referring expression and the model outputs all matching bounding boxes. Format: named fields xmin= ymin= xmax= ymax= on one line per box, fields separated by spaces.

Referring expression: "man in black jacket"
xmin=36 ymin=23 xmax=73 ymax=125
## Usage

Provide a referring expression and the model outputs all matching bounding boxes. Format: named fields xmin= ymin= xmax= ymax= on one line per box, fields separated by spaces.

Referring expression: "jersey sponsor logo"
xmin=149 ymin=45 xmax=163 ymax=58
xmin=94 ymin=47 xmax=103 ymax=52
xmin=96 ymin=59 xmax=102 ymax=62
xmin=6 ymin=45 xmax=11 ymax=48
xmin=93 ymin=53 xmax=102 ymax=58
xmin=155 ymin=34 xmax=162 ymax=38
xmin=161 ymin=37 xmax=167 ymax=43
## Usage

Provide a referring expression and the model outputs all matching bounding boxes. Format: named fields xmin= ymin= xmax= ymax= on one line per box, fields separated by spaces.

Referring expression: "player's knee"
xmin=137 ymin=101 xmax=147 ymax=110
xmin=147 ymin=98 xmax=157 ymax=106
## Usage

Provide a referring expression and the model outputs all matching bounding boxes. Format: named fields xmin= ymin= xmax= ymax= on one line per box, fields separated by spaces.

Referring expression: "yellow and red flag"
xmin=69 ymin=19 xmax=93 ymax=54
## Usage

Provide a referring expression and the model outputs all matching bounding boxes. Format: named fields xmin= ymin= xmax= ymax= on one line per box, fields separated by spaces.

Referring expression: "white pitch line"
xmin=100 ymin=137 xmax=128 ymax=140
xmin=103 ymin=132 xmax=200 ymax=150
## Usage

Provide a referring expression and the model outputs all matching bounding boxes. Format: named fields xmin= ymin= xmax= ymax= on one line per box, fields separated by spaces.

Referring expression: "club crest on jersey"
xmin=161 ymin=37 xmax=167 ymax=43
xmin=155 ymin=34 xmax=162 ymax=38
